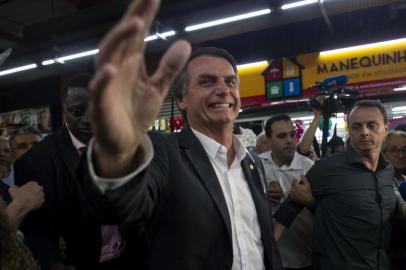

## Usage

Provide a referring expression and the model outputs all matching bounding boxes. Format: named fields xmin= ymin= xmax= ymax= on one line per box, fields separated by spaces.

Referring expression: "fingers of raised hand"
xmin=96 ymin=17 xmax=144 ymax=69
xmin=98 ymin=0 xmax=160 ymax=70
xmin=151 ymin=40 xmax=191 ymax=96
xmin=122 ymin=0 xmax=160 ymax=55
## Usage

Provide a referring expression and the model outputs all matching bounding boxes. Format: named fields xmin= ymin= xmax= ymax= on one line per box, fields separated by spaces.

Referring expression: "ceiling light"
xmin=392 ymin=106 xmax=406 ymax=112
xmin=185 ymin=9 xmax=271 ymax=32
xmin=320 ymin=37 xmax=406 ymax=56
xmin=394 ymin=86 xmax=406 ymax=91
xmin=237 ymin=61 xmax=268 ymax=69
xmin=0 ymin=63 xmax=37 ymax=76
xmin=144 ymin=30 xmax=176 ymax=42
xmin=42 ymin=49 xmax=99 ymax=66
xmin=281 ymin=0 xmax=318 ymax=10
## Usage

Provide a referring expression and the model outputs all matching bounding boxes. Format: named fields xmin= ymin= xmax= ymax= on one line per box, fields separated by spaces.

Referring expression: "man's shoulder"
xmin=258 ymin=151 xmax=271 ymax=160
xmin=311 ymin=152 xmax=347 ymax=171
xmin=294 ymin=151 xmax=314 ymax=164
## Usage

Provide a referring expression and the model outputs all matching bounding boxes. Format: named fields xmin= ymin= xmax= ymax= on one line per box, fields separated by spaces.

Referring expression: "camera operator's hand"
xmin=298 ymin=95 xmax=323 ymax=155
xmin=311 ymin=95 xmax=324 ymax=115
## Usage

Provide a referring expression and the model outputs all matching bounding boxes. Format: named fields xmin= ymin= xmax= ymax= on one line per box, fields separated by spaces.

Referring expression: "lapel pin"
xmin=249 ymin=164 xmax=254 ymax=170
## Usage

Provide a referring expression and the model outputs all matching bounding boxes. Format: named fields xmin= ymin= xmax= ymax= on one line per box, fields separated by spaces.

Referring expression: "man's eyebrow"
xmin=197 ymin=73 xmax=237 ymax=79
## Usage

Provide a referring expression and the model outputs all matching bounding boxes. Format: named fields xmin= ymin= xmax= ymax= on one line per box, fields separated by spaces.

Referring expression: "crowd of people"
xmin=1 ymin=0 xmax=406 ymax=269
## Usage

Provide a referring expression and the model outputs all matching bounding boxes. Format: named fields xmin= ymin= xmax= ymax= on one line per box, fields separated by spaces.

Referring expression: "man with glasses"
xmin=382 ymin=130 xmax=406 ymax=185
xmin=382 ymin=130 xmax=406 ymax=270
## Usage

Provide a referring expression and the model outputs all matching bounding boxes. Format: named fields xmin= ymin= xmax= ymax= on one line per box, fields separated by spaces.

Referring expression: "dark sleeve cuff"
xmin=273 ymin=199 xmax=304 ymax=227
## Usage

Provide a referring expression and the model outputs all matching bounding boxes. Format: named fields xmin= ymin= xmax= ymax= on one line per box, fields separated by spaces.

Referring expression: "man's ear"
xmin=177 ymin=97 xmax=186 ymax=111
xmin=266 ymin=136 xmax=272 ymax=147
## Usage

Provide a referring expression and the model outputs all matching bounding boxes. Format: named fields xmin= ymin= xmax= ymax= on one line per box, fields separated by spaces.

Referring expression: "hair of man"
xmin=264 ymin=114 xmax=292 ymax=138
xmin=172 ymin=47 xmax=238 ymax=121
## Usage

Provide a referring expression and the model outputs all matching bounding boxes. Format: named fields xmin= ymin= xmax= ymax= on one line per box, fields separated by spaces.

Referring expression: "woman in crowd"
xmin=382 ymin=130 xmax=406 ymax=270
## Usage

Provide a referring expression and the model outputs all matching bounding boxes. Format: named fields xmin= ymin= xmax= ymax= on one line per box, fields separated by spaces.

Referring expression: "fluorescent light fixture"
xmin=394 ymin=86 xmax=406 ymax=91
xmin=392 ymin=106 xmax=406 ymax=112
xmin=185 ymin=9 xmax=271 ymax=32
xmin=281 ymin=0 xmax=318 ymax=10
xmin=237 ymin=61 xmax=268 ymax=69
xmin=239 ymin=109 xmax=243 ymax=113
xmin=144 ymin=30 xmax=176 ymax=42
xmin=320 ymin=37 xmax=406 ymax=56
xmin=292 ymin=116 xmax=314 ymax=121
xmin=0 ymin=63 xmax=37 ymax=76
xmin=42 ymin=49 xmax=99 ymax=66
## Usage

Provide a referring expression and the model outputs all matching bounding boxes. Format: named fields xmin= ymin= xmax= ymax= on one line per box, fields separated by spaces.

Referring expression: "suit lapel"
xmin=55 ymin=126 xmax=80 ymax=180
xmin=241 ymin=156 xmax=274 ymax=269
xmin=179 ymin=126 xmax=232 ymax=239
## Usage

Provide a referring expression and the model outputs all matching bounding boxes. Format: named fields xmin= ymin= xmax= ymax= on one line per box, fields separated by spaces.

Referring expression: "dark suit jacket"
xmin=83 ymin=126 xmax=282 ymax=270
xmin=15 ymin=126 xmax=102 ymax=270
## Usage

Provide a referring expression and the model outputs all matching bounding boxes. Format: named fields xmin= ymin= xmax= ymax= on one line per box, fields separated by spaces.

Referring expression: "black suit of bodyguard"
xmin=15 ymin=126 xmax=101 ymax=269
xmin=80 ymin=11 xmax=283 ymax=268
xmin=14 ymin=75 xmax=102 ymax=269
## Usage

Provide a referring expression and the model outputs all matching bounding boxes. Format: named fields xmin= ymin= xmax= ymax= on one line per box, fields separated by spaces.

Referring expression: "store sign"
xmin=261 ymin=58 xmax=303 ymax=100
xmin=238 ymin=42 xmax=406 ymax=100
xmin=299 ymin=44 xmax=406 ymax=89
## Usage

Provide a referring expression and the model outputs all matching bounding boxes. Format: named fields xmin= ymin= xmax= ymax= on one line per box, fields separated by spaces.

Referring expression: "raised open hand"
xmin=89 ymin=0 xmax=191 ymax=176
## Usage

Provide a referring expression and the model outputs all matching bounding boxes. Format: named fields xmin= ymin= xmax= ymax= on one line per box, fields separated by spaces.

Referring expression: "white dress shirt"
xmin=87 ymin=129 xmax=265 ymax=270
xmin=259 ymin=150 xmax=314 ymax=268
xmin=192 ymin=129 xmax=265 ymax=270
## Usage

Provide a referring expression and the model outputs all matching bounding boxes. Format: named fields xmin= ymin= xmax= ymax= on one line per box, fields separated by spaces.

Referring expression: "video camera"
xmin=309 ymin=75 xmax=359 ymax=116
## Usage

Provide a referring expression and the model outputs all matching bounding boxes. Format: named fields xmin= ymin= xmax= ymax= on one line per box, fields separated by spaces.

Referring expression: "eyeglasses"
xmin=384 ymin=147 xmax=406 ymax=155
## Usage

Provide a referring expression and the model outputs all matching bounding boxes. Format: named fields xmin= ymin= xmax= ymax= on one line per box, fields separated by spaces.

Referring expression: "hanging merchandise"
xmin=294 ymin=119 xmax=304 ymax=142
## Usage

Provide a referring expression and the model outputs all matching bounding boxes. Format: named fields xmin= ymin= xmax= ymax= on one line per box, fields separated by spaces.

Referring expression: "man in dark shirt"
xmin=275 ymin=100 xmax=404 ymax=270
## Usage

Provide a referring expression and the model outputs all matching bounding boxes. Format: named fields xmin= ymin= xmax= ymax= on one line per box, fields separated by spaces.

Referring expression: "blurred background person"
xmin=256 ymin=131 xmax=271 ymax=154
xmin=10 ymin=127 xmax=42 ymax=163
xmin=0 ymin=136 xmax=11 ymax=182
xmin=382 ymin=130 xmax=406 ymax=270
xmin=2 ymin=127 xmax=42 ymax=187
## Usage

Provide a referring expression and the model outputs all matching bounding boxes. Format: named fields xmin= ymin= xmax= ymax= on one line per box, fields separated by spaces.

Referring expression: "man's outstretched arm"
xmin=89 ymin=0 xmax=191 ymax=178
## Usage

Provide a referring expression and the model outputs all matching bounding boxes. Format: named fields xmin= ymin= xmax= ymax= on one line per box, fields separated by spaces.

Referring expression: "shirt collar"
xmin=191 ymin=127 xmax=247 ymax=162
xmin=66 ymin=124 xmax=86 ymax=154
xmin=345 ymin=144 xmax=390 ymax=170
xmin=260 ymin=150 xmax=303 ymax=170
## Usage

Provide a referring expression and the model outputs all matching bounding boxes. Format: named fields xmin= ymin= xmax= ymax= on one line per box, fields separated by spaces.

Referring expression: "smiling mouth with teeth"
xmin=210 ymin=103 xmax=232 ymax=108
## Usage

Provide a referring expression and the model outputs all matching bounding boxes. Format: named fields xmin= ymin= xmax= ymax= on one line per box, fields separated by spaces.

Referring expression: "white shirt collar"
xmin=260 ymin=150 xmax=304 ymax=170
xmin=190 ymin=127 xmax=247 ymax=162
xmin=66 ymin=124 xmax=86 ymax=154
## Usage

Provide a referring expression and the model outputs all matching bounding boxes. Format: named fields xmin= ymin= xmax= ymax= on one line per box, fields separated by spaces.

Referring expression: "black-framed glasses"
xmin=384 ymin=147 xmax=406 ymax=155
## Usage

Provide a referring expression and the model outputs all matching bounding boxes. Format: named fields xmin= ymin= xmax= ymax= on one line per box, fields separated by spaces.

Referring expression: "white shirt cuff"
xmin=86 ymin=136 xmax=154 ymax=194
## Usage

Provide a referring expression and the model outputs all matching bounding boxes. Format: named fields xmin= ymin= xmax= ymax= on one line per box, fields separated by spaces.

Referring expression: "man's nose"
xmin=81 ymin=108 xmax=91 ymax=124
xmin=360 ymin=125 xmax=369 ymax=136
xmin=287 ymin=136 xmax=295 ymax=144
xmin=214 ymin=80 xmax=230 ymax=96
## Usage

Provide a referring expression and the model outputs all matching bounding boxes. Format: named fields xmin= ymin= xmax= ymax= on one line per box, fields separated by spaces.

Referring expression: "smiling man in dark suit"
xmin=80 ymin=0 xmax=282 ymax=269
